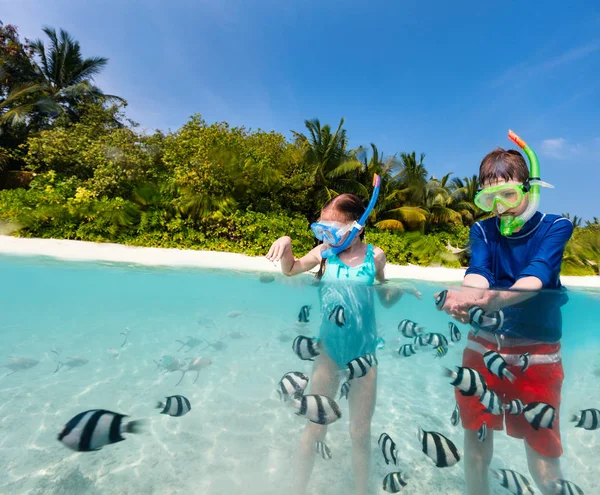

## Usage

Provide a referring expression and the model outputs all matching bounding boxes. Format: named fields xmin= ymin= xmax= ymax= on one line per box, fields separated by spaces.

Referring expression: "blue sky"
xmin=2 ymin=0 xmax=599 ymax=219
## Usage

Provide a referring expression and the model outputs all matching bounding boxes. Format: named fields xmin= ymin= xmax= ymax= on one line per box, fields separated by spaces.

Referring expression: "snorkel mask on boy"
xmin=311 ymin=174 xmax=381 ymax=259
xmin=474 ymin=130 xmax=553 ymax=236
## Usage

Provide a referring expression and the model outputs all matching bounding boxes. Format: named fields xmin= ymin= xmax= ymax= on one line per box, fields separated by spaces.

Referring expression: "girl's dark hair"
xmin=314 ymin=193 xmax=366 ymax=281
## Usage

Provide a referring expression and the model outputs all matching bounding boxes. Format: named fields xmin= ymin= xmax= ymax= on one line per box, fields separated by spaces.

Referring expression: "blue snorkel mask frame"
xmin=311 ymin=174 xmax=381 ymax=259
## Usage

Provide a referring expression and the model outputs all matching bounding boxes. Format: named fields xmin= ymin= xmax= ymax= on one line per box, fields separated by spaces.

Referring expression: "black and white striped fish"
xmin=551 ymin=479 xmax=585 ymax=495
xmin=483 ymin=351 xmax=516 ymax=383
xmin=339 ymin=381 xmax=351 ymax=400
xmin=504 ymin=399 xmax=525 ymax=415
xmin=347 ymin=353 xmax=377 ymax=380
xmin=418 ymin=428 xmax=461 ymax=468
xmin=315 ymin=441 xmax=332 ymax=460
xmin=444 ymin=367 xmax=487 ymax=397
xmin=289 ymin=392 xmax=342 ymax=425
xmin=378 ymin=432 xmax=398 ymax=465
xmin=292 ymin=335 xmax=320 ymax=361
xmin=414 ymin=334 xmax=430 ymax=347
xmin=398 ymin=319 xmax=423 ymax=338
xmin=435 ymin=345 xmax=449 ymax=358
xmin=58 ymin=409 xmax=143 ymax=452
xmin=277 ymin=371 xmax=309 ymax=401
xmin=329 ymin=305 xmax=346 ymax=327
xmin=449 ymin=322 xmax=461 ymax=343
xmin=382 ymin=472 xmax=408 ymax=493
xmin=450 ymin=403 xmax=460 ymax=426
xmin=426 ymin=333 xmax=449 ymax=348
xmin=468 ymin=307 xmax=504 ymax=333
xmin=491 ymin=469 xmax=534 ymax=495
xmin=477 ymin=422 xmax=487 ymax=442
xmin=478 ymin=388 xmax=503 ymax=415
xmin=434 ymin=290 xmax=447 ymax=310
xmin=571 ymin=408 xmax=600 ymax=430
xmin=523 ymin=402 xmax=556 ymax=430
xmin=398 ymin=344 xmax=419 ymax=357
xmin=519 ymin=352 xmax=530 ymax=373
xmin=297 ymin=305 xmax=311 ymax=323
xmin=157 ymin=395 xmax=191 ymax=417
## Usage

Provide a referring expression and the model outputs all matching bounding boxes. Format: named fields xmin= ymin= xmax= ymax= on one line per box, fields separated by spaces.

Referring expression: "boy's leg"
xmin=292 ymin=353 xmax=340 ymax=495
xmin=463 ymin=429 xmax=494 ymax=495
xmin=348 ymin=366 xmax=377 ymax=495
xmin=525 ymin=442 xmax=562 ymax=495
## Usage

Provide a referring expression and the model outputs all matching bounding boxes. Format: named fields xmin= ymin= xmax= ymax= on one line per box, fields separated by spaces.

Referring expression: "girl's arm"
xmin=266 ymin=236 xmax=323 ymax=277
xmin=373 ymin=247 xmax=406 ymax=308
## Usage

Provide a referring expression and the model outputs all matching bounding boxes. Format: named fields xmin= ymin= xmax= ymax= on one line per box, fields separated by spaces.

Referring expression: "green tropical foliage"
xmin=0 ymin=21 xmax=597 ymax=275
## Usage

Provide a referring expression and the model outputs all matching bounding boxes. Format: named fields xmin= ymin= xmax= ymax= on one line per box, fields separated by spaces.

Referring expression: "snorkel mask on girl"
xmin=311 ymin=174 xmax=381 ymax=259
xmin=473 ymin=130 xmax=553 ymax=236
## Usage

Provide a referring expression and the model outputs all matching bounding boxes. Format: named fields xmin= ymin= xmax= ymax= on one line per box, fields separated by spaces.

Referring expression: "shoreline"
xmin=0 ymin=235 xmax=598 ymax=288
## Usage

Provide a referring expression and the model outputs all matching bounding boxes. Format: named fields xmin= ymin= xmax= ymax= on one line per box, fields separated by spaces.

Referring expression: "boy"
xmin=439 ymin=133 xmax=573 ymax=495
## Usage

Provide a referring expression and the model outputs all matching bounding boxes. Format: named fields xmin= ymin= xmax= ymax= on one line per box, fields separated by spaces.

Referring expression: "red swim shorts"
xmin=456 ymin=333 xmax=564 ymax=458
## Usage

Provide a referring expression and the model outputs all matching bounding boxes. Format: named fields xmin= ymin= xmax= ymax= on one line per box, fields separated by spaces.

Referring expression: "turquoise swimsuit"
xmin=318 ymin=244 xmax=378 ymax=369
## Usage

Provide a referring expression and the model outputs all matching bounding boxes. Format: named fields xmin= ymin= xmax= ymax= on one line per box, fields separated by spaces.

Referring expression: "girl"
xmin=266 ymin=191 xmax=417 ymax=495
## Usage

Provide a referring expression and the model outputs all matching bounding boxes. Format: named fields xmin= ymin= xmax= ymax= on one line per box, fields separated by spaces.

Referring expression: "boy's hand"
xmin=266 ymin=236 xmax=292 ymax=262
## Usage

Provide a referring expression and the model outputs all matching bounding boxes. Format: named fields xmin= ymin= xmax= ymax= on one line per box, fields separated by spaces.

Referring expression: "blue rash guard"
xmin=466 ymin=211 xmax=574 ymax=341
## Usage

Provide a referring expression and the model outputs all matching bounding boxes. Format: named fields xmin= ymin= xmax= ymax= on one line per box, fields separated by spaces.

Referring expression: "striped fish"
xmin=519 ymin=352 xmax=530 ymax=373
xmin=426 ymin=333 xmax=449 ymax=348
xmin=551 ymin=479 xmax=585 ymax=495
xmin=277 ymin=371 xmax=309 ymax=401
xmin=292 ymin=335 xmax=320 ymax=361
xmin=289 ymin=392 xmax=342 ymax=425
xmin=378 ymin=432 xmax=398 ymax=465
xmin=382 ymin=472 xmax=408 ymax=493
xmin=468 ymin=307 xmax=504 ymax=333
xmin=434 ymin=290 xmax=448 ymax=310
xmin=347 ymin=353 xmax=377 ymax=380
xmin=339 ymin=381 xmax=351 ymax=400
xmin=483 ymin=351 xmax=516 ymax=383
xmin=418 ymin=428 xmax=461 ymax=468
xmin=58 ymin=409 xmax=143 ymax=452
xmin=297 ymin=305 xmax=311 ymax=323
xmin=398 ymin=344 xmax=419 ymax=357
xmin=571 ymin=408 xmax=600 ymax=430
xmin=157 ymin=395 xmax=191 ymax=417
xmin=444 ymin=366 xmax=487 ymax=397
xmin=329 ymin=305 xmax=346 ymax=327
xmin=315 ymin=441 xmax=332 ymax=460
xmin=478 ymin=388 xmax=503 ymax=415
xmin=398 ymin=319 xmax=423 ymax=338
xmin=414 ymin=334 xmax=430 ymax=347
xmin=435 ymin=345 xmax=449 ymax=358
xmin=504 ymin=398 xmax=525 ymax=415
xmin=523 ymin=402 xmax=556 ymax=430
xmin=491 ymin=469 xmax=534 ymax=495
xmin=477 ymin=422 xmax=487 ymax=442
xmin=449 ymin=322 xmax=461 ymax=343
xmin=450 ymin=403 xmax=460 ymax=427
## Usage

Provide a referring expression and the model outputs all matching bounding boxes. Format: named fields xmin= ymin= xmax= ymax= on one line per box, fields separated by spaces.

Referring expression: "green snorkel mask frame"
xmin=492 ymin=130 xmax=551 ymax=236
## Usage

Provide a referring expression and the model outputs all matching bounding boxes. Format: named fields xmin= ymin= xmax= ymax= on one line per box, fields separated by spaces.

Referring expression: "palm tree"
xmin=449 ymin=175 xmax=488 ymax=225
xmin=291 ymin=118 xmax=365 ymax=209
xmin=424 ymin=173 xmax=463 ymax=227
xmin=1 ymin=27 xmax=124 ymax=126
xmin=561 ymin=213 xmax=582 ymax=228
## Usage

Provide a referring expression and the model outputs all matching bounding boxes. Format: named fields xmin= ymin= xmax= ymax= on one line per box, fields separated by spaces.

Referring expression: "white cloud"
xmin=540 ymin=138 xmax=567 ymax=159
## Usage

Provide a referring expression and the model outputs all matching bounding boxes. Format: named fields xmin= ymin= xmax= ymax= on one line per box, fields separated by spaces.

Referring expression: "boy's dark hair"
xmin=479 ymin=148 xmax=529 ymax=187
xmin=315 ymin=193 xmax=366 ymax=281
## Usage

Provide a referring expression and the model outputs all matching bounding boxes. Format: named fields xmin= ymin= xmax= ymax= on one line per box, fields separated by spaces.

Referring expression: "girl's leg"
xmin=463 ymin=429 xmax=494 ymax=495
xmin=292 ymin=353 xmax=340 ymax=495
xmin=348 ymin=366 xmax=377 ymax=495
xmin=525 ymin=442 xmax=562 ymax=495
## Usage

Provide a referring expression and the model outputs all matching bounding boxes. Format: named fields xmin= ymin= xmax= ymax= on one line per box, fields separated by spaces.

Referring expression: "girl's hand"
xmin=266 ymin=236 xmax=292 ymax=262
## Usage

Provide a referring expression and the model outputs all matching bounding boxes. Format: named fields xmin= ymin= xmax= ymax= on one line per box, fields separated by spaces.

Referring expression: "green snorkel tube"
xmin=500 ymin=130 xmax=545 ymax=236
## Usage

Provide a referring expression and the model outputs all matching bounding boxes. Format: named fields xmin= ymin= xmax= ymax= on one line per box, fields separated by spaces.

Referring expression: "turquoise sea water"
xmin=0 ymin=254 xmax=598 ymax=494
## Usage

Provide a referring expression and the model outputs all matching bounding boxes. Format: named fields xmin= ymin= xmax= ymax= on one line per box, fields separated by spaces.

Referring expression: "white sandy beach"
xmin=0 ymin=235 xmax=598 ymax=288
